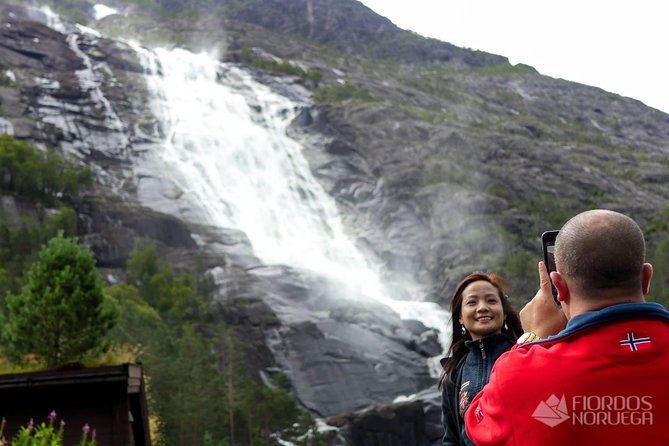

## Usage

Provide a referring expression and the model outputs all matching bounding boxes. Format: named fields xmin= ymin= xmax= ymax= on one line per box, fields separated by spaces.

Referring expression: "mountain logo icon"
xmin=532 ymin=394 xmax=570 ymax=427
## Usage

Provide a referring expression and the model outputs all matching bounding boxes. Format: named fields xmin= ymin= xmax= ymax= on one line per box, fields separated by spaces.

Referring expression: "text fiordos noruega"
xmin=572 ymin=395 xmax=653 ymax=425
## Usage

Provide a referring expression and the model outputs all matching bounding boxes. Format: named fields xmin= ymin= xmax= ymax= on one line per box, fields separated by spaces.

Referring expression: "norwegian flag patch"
xmin=619 ymin=331 xmax=652 ymax=352
xmin=475 ymin=404 xmax=484 ymax=423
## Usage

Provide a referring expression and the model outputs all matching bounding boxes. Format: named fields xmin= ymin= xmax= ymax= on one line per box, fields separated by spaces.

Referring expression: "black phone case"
xmin=541 ymin=230 xmax=560 ymax=304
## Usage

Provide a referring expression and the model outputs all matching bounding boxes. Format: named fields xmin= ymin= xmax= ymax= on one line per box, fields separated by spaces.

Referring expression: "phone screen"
xmin=541 ymin=231 xmax=560 ymax=305
xmin=545 ymin=243 xmax=556 ymax=275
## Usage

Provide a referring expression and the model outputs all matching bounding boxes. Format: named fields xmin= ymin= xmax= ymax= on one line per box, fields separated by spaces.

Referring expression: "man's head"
xmin=552 ymin=209 xmax=652 ymax=312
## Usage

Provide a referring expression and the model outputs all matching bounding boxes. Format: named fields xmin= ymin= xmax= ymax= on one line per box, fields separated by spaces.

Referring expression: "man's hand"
xmin=520 ymin=261 xmax=567 ymax=338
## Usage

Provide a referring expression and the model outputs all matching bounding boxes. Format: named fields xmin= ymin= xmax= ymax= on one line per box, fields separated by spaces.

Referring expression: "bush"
xmin=238 ymin=49 xmax=323 ymax=88
xmin=312 ymin=81 xmax=372 ymax=103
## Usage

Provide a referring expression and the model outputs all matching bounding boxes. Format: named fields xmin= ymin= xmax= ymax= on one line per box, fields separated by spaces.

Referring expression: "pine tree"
xmin=3 ymin=232 xmax=118 ymax=367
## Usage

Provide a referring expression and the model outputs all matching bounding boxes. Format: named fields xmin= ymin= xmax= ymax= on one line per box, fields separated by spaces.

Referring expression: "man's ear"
xmin=551 ymin=271 xmax=569 ymax=303
xmin=642 ymin=263 xmax=653 ymax=295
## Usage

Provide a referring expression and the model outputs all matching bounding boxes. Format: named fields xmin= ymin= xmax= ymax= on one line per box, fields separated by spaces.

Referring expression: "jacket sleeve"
xmin=441 ymin=385 xmax=461 ymax=446
xmin=464 ymin=353 xmax=514 ymax=446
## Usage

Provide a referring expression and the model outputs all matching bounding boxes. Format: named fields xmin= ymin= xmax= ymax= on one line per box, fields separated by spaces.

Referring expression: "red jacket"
xmin=465 ymin=302 xmax=669 ymax=446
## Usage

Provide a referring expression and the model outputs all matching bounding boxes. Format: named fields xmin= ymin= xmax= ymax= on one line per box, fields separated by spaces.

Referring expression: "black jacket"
xmin=441 ymin=333 xmax=514 ymax=446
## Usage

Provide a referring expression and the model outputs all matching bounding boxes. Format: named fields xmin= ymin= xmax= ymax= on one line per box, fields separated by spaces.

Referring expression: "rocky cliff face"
xmin=1 ymin=1 xmax=669 ymax=444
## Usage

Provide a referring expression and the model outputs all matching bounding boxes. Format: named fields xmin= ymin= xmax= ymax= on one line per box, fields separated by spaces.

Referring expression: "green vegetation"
xmin=0 ymin=136 xmax=88 ymax=299
xmin=397 ymin=62 xmax=535 ymax=104
xmin=399 ymin=66 xmax=466 ymax=103
xmin=512 ymin=192 xmax=574 ymax=231
xmin=0 ymin=411 xmax=97 ymax=446
xmin=645 ymin=207 xmax=669 ymax=308
xmin=361 ymin=31 xmax=499 ymax=68
xmin=649 ymin=239 xmax=669 ymax=308
xmin=107 ymin=239 xmax=326 ymax=445
xmin=238 ymin=48 xmax=324 ymax=88
xmin=0 ymin=206 xmax=78 ymax=296
xmin=393 ymin=103 xmax=452 ymax=125
xmin=0 ymin=228 xmax=325 ymax=444
xmin=492 ymin=228 xmax=538 ymax=305
xmin=646 ymin=207 xmax=669 ymax=237
xmin=312 ymin=80 xmax=373 ymax=104
xmin=3 ymin=233 xmax=118 ymax=368
xmin=125 ymin=238 xmax=204 ymax=321
xmin=0 ymin=135 xmax=92 ymax=206
xmin=471 ymin=63 xmax=538 ymax=76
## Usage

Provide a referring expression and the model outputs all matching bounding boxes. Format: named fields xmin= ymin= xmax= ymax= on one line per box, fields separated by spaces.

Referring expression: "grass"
xmin=0 ymin=343 xmax=140 ymax=375
xmin=312 ymin=80 xmax=373 ymax=104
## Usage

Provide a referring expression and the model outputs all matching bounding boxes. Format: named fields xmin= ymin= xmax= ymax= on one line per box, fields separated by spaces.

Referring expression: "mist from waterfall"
xmin=137 ymin=47 xmax=451 ymax=367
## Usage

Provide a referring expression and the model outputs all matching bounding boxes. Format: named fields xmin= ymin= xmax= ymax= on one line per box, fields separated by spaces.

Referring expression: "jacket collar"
xmin=464 ymin=332 xmax=512 ymax=350
xmin=439 ymin=333 xmax=512 ymax=366
xmin=554 ymin=302 xmax=669 ymax=340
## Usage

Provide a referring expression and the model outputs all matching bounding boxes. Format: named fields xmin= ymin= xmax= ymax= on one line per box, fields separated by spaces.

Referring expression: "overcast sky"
xmin=358 ymin=0 xmax=669 ymax=115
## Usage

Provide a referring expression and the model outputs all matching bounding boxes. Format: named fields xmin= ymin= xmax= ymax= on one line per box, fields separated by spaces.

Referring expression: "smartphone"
xmin=541 ymin=230 xmax=560 ymax=305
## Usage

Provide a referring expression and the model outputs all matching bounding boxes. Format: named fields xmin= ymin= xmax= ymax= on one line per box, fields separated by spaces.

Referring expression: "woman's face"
xmin=459 ymin=280 xmax=506 ymax=341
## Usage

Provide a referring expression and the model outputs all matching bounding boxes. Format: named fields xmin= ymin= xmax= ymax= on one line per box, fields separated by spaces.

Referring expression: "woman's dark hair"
xmin=438 ymin=272 xmax=523 ymax=389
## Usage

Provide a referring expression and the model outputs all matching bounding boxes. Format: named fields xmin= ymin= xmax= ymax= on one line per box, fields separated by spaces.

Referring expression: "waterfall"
xmin=137 ymin=47 xmax=451 ymax=373
xmin=139 ymin=49 xmax=373 ymax=280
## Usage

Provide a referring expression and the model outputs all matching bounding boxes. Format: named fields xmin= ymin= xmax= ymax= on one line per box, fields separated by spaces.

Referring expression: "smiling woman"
xmin=459 ymin=280 xmax=507 ymax=340
xmin=437 ymin=272 xmax=523 ymax=445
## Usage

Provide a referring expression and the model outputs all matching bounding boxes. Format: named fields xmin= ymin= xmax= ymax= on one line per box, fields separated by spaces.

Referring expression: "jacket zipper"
xmin=479 ymin=339 xmax=487 ymax=359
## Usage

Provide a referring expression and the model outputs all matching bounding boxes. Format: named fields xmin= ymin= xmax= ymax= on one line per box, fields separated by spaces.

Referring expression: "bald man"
xmin=464 ymin=209 xmax=669 ymax=445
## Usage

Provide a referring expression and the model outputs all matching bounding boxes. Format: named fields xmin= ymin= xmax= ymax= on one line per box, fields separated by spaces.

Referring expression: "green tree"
xmin=127 ymin=238 xmax=160 ymax=298
xmin=0 ymin=217 xmax=43 ymax=296
xmin=127 ymin=238 xmax=204 ymax=320
xmin=107 ymin=283 xmax=168 ymax=343
xmin=46 ymin=206 xmax=78 ymax=237
xmin=0 ymin=208 xmax=79 ymax=299
xmin=151 ymin=325 xmax=229 ymax=445
xmin=3 ymin=233 xmax=118 ymax=367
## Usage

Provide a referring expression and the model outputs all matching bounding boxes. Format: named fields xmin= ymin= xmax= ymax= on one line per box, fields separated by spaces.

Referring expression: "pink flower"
xmin=48 ymin=410 xmax=57 ymax=425
xmin=82 ymin=423 xmax=90 ymax=433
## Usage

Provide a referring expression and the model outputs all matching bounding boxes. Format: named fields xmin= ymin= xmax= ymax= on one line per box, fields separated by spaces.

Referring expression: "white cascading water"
xmin=40 ymin=7 xmax=121 ymax=130
xmin=138 ymin=47 xmax=451 ymax=375
xmin=39 ymin=5 xmax=129 ymax=163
